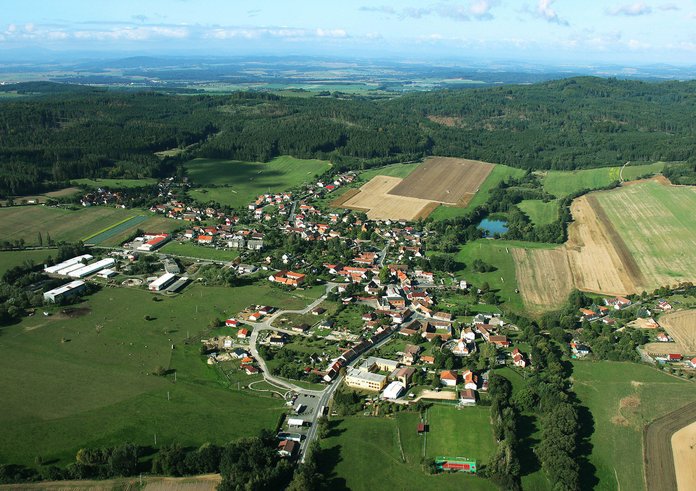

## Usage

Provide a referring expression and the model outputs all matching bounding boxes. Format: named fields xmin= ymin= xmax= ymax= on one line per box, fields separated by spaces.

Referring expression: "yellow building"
xmin=345 ymin=367 xmax=387 ymax=391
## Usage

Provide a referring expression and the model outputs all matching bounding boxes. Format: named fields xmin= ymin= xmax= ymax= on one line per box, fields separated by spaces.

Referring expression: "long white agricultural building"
xmin=44 ymin=254 xmax=93 ymax=274
xmin=149 ymin=273 xmax=177 ymax=291
xmin=68 ymin=258 xmax=116 ymax=278
xmin=43 ymin=280 xmax=86 ymax=303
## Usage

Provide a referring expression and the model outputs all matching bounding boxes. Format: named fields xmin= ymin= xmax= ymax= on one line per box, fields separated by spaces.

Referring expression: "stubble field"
xmin=644 ymin=309 xmax=696 ymax=356
xmin=342 ymin=175 xmax=436 ymax=220
xmin=513 ymin=180 xmax=696 ymax=311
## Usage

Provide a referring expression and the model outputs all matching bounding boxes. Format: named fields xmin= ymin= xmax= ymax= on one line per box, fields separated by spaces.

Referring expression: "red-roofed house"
xmin=225 ymin=318 xmax=239 ymax=327
xmin=237 ymin=328 xmax=250 ymax=339
xmin=440 ymin=370 xmax=458 ymax=387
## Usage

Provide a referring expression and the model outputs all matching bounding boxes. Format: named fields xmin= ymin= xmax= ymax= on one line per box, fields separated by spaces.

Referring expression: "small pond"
xmin=478 ymin=218 xmax=508 ymax=237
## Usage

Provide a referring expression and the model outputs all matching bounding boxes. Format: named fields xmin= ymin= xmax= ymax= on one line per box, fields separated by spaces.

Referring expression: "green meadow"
xmin=542 ymin=161 xmax=664 ymax=197
xmin=186 ymin=156 xmax=330 ymax=208
xmin=0 ymin=249 xmax=58 ymax=276
xmin=160 ymin=241 xmax=240 ymax=261
xmin=0 ymin=283 xmax=323 ymax=467
xmin=518 ymin=200 xmax=559 ymax=225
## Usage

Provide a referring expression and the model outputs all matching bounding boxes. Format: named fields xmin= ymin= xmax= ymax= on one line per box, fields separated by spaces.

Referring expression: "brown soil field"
xmin=566 ymin=194 xmax=643 ymax=295
xmin=644 ymin=401 xmax=696 ymax=491
xmin=342 ymin=175 xmax=437 ymax=221
xmin=672 ymin=420 xmax=696 ymax=491
xmin=329 ymin=188 xmax=360 ymax=207
xmin=512 ymin=247 xmax=574 ymax=312
xmin=660 ymin=310 xmax=696 ymax=353
xmin=388 ymin=157 xmax=494 ymax=205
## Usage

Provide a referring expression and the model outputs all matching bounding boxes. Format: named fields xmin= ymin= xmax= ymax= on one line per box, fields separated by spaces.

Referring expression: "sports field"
xmin=571 ymin=361 xmax=696 ymax=491
xmin=318 ymin=415 xmax=495 ymax=491
xmin=0 ymin=248 xmax=58 ymax=276
xmin=542 ymin=162 xmax=665 ymax=197
xmin=389 ymin=157 xmax=494 ymax=206
xmin=0 ymin=283 xmax=323 ymax=467
xmin=513 ymin=180 xmax=696 ymax=311
xmin=185 ymin=156 xmax=330 ymax=208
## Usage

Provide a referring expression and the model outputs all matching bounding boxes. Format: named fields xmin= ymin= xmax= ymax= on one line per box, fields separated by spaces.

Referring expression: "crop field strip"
xmin=388 ymin=157 xmax=494 ymax=205
xmin=83 ymin=215 xmax=149 ymax=244
xmin=644 ymin=401 xmax=696 ymax=491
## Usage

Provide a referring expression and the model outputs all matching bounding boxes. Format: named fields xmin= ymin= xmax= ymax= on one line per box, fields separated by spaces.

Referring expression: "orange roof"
xmin=198 ymin=235 xmax=213 ymax=242
xmin=440 ymin=370 xmax=458 ymax=381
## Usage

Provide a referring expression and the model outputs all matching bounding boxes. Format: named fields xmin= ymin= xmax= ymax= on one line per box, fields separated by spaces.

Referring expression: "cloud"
xmin=658 ymin=3 xmax=680 ymax=11
xmin=359 ymin=1 xmax=500 ymax=22
xmin=606 ymin=3 xmax=653 ymax=16
xmin=536 ymin=0 xmax=568 ymax=25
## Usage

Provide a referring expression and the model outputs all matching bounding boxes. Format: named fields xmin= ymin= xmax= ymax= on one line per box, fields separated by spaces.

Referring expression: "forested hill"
xmin=2 ymin=76 xmax=696 ymax=196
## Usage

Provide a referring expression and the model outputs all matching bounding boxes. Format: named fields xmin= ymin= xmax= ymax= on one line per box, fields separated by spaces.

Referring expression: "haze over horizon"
xmin=2 ymin=0 xmax=696 ymax=67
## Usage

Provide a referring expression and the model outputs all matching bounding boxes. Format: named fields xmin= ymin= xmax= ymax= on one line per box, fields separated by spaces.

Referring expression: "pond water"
xmin=478 ymin=218 xmax=508 ymax=237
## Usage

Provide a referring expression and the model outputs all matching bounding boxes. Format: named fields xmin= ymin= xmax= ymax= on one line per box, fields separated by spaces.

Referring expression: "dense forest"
xmin=2 ymin=76 xmax=696 ymax=196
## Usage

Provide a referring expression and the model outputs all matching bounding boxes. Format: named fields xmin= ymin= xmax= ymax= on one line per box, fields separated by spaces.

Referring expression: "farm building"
xmin=44 ymin=254 xmax=93 ymax=274
xmin=345 ymin=367 xmax=387 ymax=391
xmin=137 ymin=233 xmax=171 ymax=251
xmin=68 ymin=258 xmax=116 ymax=278
xmin=149 ymin=273 xmax=178 ymax=291
xmin=277 ymin=439 xmax=298 ymax=458
xmin=269 ymin=271 xmax=306 ymax=287
xmin=43 ymin=280 xmax=87 ymax=303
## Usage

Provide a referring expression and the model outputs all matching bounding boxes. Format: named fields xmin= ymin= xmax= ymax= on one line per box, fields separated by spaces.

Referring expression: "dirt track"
xmin=644 ymin=401 xmax=696 ymax=491
xmin=388 ymin=157 xmax=494 ymax=205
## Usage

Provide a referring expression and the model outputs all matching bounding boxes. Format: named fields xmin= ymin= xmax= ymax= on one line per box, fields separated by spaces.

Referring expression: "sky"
xmin=2 ymin=0 xmax=696 ymax=65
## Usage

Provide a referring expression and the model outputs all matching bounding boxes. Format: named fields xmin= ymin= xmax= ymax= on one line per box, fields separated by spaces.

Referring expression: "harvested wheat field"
xmin=512 ymin=247 xmax=574 ymax=312
xmin=342 ymin=175 xmax=436 ymax=221
xmin=660 ymin=310 xmax=696 ymax=353
xmin=513 ymin=181 xmax=696 ymax=311
xmin=672 ymin=420 xmax=696 ymax=491
xmin=644 ymin=342 xmax=688 ymax=356
xmin=388 ymin=157 xmax=494 ymax=205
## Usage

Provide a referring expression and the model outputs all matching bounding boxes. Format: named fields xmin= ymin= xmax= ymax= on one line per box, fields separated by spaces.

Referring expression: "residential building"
xmin=459 ymin=389 xmax=477 ymax=406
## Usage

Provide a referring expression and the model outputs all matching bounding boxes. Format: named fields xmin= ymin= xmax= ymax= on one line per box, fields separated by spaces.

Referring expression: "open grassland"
xmin=595 ymin=180 xmax=696 ymax=289
xmin=423 ymin=405 xmax=495 ymax=461
xmin=72 ymin=178 xmax=158 ymax=188
xmin=186 ymin=156 xmax=330 ymax=208
xmin=0 ymin=283 xmax=323 ymax=467
xmin=342 ymin=175 xmax=436 ymax=221
xmin=0 ymin=206 xmax=141 ymax=246
xmin=389 ymin=157 xmax=494 ymax=205
xmin=428 ymin=164 xmax=525 ymax=221
xmin=512 ymin=247 xmax=574 ymax=313
xmin=161 ymin=242 xmax=240 ymax=261
xmin=571 ymin=361 xmax=696 ymax=491
xmin=318 ymin=416 xmax=495 ymax=491
xmin=518 ymin=199 xmax=558 ymax=225
xmin=0 ymin=249 xmax=58 ymax=276
xmin=542 ymin=162 xmax=665 ymax=197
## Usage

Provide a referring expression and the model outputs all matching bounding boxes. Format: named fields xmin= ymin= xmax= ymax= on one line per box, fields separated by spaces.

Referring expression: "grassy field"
xmin=572 ymin=361 xmax=696 ymax=491
xmin=595 ymin=181 xmax=696 ymax=289
xmin=185 ymin=156 xmax=330 ymax=208
xmin=429 ymin=164 xmax=525 ymax=221
xmin=518 ymin=200 xmax=558 ymax=225
xmin=161 ymin=242 xmax=240 ymax=261
xmin=72 ymin=178 xmax=158 ymax=189
xmin=453 ymin=239 xmax=556 ymax=313
xmin=359 ymin=162 xmax=421 ymax=180
xmin=0 ymin=283 xmax=323 ymax=467
xmin=318 ymin=416 xmax=495 ymax=491
xmin=0 ymin=207 xmax=142 ymax=246
xmin=0 ymin=249 xmax=58 ymax=276
xmin=542 ymin=162 xmax=664 ymax=197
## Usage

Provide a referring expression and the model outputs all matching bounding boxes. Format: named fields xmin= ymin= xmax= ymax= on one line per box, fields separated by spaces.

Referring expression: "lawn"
xmin=421 ymin=405 xmax=496 ymax=462
xmin=0 ymin=248 xmax=58 ymax=276
xmin=72 ymin=178 xmax=158 ymax=189
xmin=185 ymin=156 xmax=330 ymax=208
xmin=429 ymin=164 xmax=525 ymax=221
xmin=0 ymin=206 xmax=142 ymax=246
xmin=318 ymin=416 xmax=496 ymax=491
xmin=0 ymin=283 xmax=322 ymax=467
xmin=542 ymin=162 xmax=664 ymax=197
xmin=518 ymin=200 xmax=558 ymax=225
xmin=161 ymin=241 xmax=240 ymax=261
xmin=571 ymin=361 xmax=696 ymax=491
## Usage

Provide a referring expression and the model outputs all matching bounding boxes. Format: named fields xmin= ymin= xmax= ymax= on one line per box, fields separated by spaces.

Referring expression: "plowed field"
xmin=342 ymin=176 xmax=436 ymax=221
